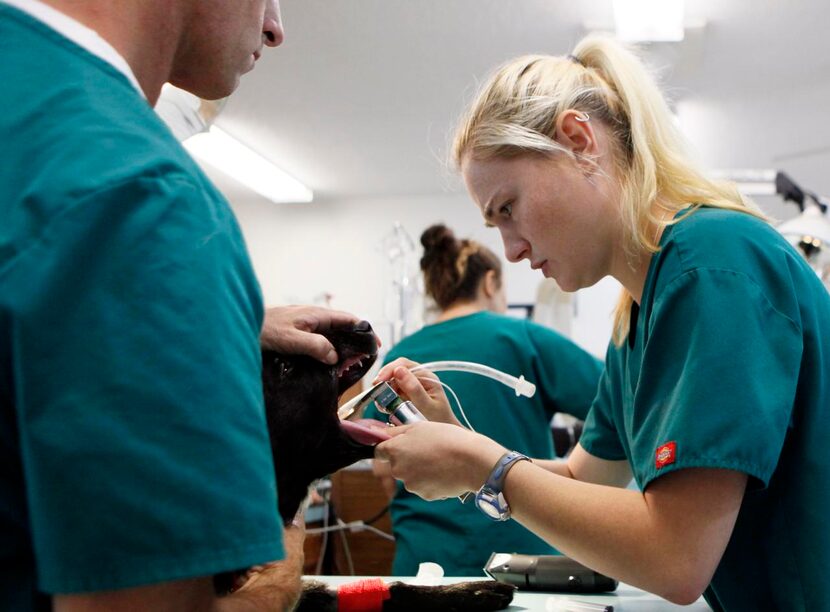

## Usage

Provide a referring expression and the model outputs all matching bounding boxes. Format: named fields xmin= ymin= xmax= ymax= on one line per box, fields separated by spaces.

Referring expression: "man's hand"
xmin=261 ymin=305 xmax=378 ymax=364
xmin=53 ymin=522 xmax=307 ymax=612
xmin=220 ymin=520 xmax=305 ymax=611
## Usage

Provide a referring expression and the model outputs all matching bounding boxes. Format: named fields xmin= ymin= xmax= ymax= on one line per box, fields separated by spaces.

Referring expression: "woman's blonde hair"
xmin=451 ymin=33 xmax=767 ymax=345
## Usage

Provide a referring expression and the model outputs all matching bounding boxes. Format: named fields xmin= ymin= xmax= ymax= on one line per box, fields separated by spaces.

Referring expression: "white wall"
xmin=230 ymin=193 xmax=620 ymax=358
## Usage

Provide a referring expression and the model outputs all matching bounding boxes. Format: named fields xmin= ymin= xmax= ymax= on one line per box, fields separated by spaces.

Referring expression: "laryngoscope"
xmin=363 ymin=380 xmax=427 ymax=425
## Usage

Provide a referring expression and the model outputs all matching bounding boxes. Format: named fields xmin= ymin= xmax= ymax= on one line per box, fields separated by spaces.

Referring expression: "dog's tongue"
xmin=339 ymin=419 xmax=391 ymax=446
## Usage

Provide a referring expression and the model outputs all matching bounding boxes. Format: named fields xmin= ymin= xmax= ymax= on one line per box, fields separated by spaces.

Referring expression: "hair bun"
xmin=420 ymin=223 xmax=458 ymax=274
xmin=420 ymin=224 xmax=456 ymax=251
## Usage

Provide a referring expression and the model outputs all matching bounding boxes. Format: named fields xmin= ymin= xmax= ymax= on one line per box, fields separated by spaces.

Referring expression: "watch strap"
xmin=484 ymin=450 xmax=531 ymax=493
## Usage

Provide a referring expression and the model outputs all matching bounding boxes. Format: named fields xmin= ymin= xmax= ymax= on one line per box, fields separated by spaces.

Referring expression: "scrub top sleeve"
xmin=633 ymin=269 xmax=801 ymax=490
xmin=13 ymin=175 xmax=283 ymax=593
xmin=577 ymin=345 xmax=627 ymax=461
xmin=526 ymin=322 xmax=603 ymax=421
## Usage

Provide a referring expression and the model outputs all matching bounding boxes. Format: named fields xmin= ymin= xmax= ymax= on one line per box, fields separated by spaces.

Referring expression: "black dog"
xmin=259 ymin=320 xmax=515 ymax=611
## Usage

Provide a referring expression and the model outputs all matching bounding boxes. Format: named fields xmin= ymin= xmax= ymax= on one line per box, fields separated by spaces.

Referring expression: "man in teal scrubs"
xmin=366 ymin=311 xmax=602 ymax=575
xmin=0 ymin=1 xmax=365 ymax=609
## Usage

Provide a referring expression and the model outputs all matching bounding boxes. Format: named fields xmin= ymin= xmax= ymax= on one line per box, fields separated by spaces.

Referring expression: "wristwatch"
xmin=475 ymin=450 xmax=531 ymax=521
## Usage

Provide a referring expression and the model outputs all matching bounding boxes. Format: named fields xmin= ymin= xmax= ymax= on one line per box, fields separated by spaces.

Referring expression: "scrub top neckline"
xmin=628 ymin=206 xmax=695 ymax=348
xmin=0 ymin=0 xmax=144 ymax=98
xmin=426 ymin=310 xmax=491 ymax=329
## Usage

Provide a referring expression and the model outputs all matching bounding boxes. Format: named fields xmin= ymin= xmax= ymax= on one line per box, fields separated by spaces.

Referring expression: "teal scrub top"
xmin=579 ymin=207 xmax=830 ymax=611
xmin=365 ymin=311 xmax=603 ymax=576
xmin=0 ymin=6 xmax=283 ymax=608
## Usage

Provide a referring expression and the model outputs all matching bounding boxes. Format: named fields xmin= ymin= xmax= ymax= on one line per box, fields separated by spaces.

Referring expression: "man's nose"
xmin=501 ymin=232 xmax=528 ymax=263
xmin=263 ymin=1 xmax=285 ymax=48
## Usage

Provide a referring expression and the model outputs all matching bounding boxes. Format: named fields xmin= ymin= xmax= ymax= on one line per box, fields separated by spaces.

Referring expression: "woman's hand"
xmin=374 ymin=358 xmax=460 ymax=426
xmin=374 ymin=422 xmax=506 ymax=500
xmin=260 ymin=305 xmax=379 ymax=364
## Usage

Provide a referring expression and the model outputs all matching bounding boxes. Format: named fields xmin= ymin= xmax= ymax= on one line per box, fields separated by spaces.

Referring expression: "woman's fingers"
xmin=372 ymin=422 xmax=506 ymax=499
xmin=375 ymin=357 xmax=420 ymax=382
xmin=390 ymin=366 xmax=434 ymax=406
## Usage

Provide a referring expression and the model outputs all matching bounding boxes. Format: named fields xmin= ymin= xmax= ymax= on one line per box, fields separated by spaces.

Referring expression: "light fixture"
xmin=155 ymin=84 xmax=313 ymax=204
xmin=612 ymin=0 xmax=685 ymax=42
xmin=710 ymin=169 xmax=778 ymax=196
xmin=774 ymin=172 xmax=830 ymax=291
xmin=184 ymin=126 xmax=313 ymax=204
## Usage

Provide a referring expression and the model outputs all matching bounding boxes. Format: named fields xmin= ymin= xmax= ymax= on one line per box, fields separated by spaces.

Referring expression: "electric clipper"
xmin=484 ymin=553 xmax=618 ymax=593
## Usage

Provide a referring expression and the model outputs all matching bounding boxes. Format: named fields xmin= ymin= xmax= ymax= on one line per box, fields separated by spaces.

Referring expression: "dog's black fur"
xmin=259 ymin=320 xmax=515 ymax=611
xmin=261 ymin=319 xmax=380 ymax=525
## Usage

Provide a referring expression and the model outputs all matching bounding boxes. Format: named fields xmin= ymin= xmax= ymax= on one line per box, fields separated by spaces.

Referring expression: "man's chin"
xmin=169 ymin=76 xmax=239 ymax=102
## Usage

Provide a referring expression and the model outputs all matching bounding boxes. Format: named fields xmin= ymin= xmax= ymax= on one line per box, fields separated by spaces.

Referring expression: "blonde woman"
xmin=374 ymin=34 xmax=830 ymax=609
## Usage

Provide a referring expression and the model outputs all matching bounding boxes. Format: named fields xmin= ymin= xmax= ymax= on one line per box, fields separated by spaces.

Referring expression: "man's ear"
xmin=554 ymin=109 xmax=598 ymax=158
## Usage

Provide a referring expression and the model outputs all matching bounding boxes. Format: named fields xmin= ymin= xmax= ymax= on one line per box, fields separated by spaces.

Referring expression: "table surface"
xmin=309 ymin=575 xmax=713 ymax=611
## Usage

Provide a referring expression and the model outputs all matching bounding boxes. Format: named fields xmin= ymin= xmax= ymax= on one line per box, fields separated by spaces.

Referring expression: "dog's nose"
xmin=355 ymin=320 xmax=372 ymax=332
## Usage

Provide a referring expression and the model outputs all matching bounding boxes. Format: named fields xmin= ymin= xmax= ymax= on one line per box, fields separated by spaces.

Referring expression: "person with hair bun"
xmin=365 ymin=223 xmax=602 ymax=576
xmin=375 ymin=34 xmax=830 ymax=609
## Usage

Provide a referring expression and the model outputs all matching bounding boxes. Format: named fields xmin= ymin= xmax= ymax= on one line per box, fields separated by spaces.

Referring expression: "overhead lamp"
xmin=184 ymin=126 xmax=313 ymax=204
xmin=774 ymin=172 xmax=830 ymax=291
xmin=710 ymin=169 xmax=778 ymax=196
xmin=612 ymin=0 xmax=685 ymax=42
xmin=156 ymin=84 xmax=313 ymax=204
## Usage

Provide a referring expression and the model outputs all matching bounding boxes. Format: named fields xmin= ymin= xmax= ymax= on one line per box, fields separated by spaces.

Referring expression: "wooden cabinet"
xmin=328 ymin=463 xmax=395 ymax=576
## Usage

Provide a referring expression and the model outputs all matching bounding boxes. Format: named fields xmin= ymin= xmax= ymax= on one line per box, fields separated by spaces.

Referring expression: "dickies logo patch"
xmin=655 ymin=441 xmax=677 ymax=469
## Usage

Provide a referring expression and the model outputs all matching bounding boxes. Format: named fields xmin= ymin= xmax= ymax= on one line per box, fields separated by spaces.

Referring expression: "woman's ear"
xmin=483 ymin=270 xmax=499 ymax=298
xmin=555 ymin=109 xmax=598 ymax=158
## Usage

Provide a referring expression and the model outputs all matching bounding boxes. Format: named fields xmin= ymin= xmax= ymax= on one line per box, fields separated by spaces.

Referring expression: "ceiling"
xmin=208 ymin=0 xmax=830 ymax=214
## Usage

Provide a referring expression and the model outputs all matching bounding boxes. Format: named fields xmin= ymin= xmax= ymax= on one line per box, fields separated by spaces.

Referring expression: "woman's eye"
xmin=500 ymin=201 xmax=513 ymax=217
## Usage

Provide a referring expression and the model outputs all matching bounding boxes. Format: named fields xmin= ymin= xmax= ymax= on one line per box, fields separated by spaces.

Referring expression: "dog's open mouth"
xmin=339 ymin=418 xmax=391 ymax=445
xmin=330 ymin=324 xmax=390 ymax=447
xmin=336 ymin=354 xmax=368 ymax=379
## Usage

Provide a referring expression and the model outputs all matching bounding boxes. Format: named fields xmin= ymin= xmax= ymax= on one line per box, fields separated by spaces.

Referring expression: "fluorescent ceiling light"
xmin=710 ymin=169 xmax=778 ymax=196
xmin=613 ymin=0 xmax=685 ymax=42
xmin=184 ymin=126 xmax=313 ymax=204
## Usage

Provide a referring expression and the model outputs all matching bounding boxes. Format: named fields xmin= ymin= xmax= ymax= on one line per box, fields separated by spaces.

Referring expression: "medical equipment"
xmin=484 ymin=553 xmax=618 ymax=594
xmin=411 ymin=361 xmax=536 ymax=398
xmin=337 ymin=361 xmax=536 ymax=421
xmin=364 ymin=381 xmax=427 ymax=426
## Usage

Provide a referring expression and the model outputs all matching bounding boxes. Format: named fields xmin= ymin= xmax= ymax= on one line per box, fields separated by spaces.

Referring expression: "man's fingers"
xmin=306 ymin=308 xmax=360 ymax=332
xmin=282 ymin=331 xmax=337 ymax=364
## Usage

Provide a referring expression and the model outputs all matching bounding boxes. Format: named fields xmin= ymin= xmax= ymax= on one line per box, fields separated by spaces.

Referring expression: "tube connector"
xmin=413 ymin=361 xmax=537 ymax=399
xmin=515 ymin=375 xmax=536 ymax=398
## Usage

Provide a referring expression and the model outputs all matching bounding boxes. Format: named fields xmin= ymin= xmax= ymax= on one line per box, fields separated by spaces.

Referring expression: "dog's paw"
xmin=294 ymin=580 xmax=338 ymax=612
xmin=386 ymin=579 xmax=516 ymax=611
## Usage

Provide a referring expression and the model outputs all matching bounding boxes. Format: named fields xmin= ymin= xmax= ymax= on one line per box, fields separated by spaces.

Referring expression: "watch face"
xmin=476 ymin=489 xmax=507 ymax=520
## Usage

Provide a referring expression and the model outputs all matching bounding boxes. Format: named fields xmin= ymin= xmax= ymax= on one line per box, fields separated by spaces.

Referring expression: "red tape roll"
xmin=337 ymin=578 xmax=391 ymax=612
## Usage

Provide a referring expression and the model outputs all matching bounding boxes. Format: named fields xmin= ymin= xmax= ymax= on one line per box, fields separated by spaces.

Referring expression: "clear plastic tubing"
xmin=411 ymin=361 xmax=536 ymax=398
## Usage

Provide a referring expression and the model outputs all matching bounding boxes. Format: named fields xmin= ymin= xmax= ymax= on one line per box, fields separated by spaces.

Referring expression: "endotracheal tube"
xmin=411 ymin=361 xmax=536 ymax=398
